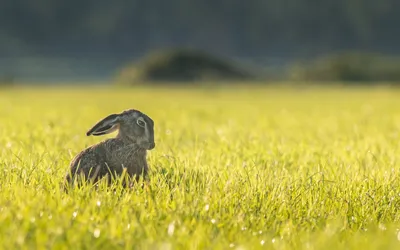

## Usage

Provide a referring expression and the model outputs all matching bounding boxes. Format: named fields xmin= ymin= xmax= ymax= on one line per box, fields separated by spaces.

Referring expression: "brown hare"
xmin=64 ymin=109 xmax=155 ymax=188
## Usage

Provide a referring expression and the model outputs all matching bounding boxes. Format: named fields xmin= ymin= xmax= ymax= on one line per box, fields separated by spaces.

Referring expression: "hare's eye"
xmin=136 ymin=119 xmax=146 ymax=128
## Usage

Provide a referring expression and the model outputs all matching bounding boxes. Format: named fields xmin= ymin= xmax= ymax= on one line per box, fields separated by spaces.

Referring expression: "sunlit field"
xmin=1 ymin=84 xmax=400 ymax=249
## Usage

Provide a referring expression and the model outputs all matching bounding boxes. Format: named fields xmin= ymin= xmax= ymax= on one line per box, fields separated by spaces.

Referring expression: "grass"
xmin=1 ymin=84 xmax=400 ymax=249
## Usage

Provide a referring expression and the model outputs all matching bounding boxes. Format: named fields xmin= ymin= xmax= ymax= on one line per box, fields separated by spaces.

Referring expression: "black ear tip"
xmin=86 ymin=131 xmax=92 ymax=136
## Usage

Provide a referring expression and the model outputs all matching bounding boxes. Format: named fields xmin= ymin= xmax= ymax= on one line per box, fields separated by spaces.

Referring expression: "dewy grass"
xmin=1 ymin=85 xmax=400 ymax=249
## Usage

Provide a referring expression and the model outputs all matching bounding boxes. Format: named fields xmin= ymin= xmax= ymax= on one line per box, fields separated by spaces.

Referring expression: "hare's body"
xmin=64 ymin=109 xmax=155 ymax=187
xmin=66 ymin=138 xmax=148 ymax=184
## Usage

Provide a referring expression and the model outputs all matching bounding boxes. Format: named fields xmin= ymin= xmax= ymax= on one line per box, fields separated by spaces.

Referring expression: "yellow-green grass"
xmin=1 ymin=84 xmax=400 ymax=249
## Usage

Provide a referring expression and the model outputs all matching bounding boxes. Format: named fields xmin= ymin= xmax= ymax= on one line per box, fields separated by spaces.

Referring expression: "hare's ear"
xmin=86 ymin=114 xmax=121 ymax=136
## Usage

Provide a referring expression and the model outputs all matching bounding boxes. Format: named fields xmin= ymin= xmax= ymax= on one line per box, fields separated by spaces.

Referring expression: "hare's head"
xmin=86 ymin=109 xmax=155 ymax=150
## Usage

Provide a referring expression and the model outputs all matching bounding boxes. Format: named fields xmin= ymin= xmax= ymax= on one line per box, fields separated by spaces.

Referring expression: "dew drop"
xmin=96 ymin=201 xmax=101 ymax=207
xmin=93 ymin=229 xmax=100 ymax=238
xmin=397 ymin=231 xmax=400 ymax=241
xmin=229 ymin=243 xmax=235 ymax=248
xmin=211 ymin=219 xmax=216 ymax=224
xmin=16 ymin=235 xmax=25 ymax=245
xmin=260 ymin=240 xmax=265 ymax=245
xmin=168 ymin=222 xmax=175 ymax=236
xmin=127 ymin=224 xmax=131 ymax=229
xmin=272 ymin=238 xmax=276 ymax=243
xmin=72 ymin=211 xmax=78 ymax=218
xmin=205 ymin=204 xmax=210 ymax=211
xmin=55 ymin=227 xmax=63 ymax=235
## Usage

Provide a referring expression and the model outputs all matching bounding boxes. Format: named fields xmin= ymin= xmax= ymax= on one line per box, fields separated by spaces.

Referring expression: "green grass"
xmin=1 ymin=84 xmax=400 ymax=249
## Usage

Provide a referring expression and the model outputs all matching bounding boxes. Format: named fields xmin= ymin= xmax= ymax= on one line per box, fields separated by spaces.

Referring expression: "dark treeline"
xmin=1 ymin=0 xmax=399 ymax=60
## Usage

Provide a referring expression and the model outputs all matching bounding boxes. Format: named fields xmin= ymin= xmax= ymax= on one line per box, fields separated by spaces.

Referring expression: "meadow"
xmin=1 ymin=84 xmax=400 ymax=249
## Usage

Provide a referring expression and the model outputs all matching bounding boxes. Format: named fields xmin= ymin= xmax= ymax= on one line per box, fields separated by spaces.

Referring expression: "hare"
xmin=64 ymin=109 xmax=155 ymax=188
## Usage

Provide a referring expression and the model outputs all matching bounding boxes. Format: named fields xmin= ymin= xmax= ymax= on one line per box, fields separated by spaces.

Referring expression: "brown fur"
xmin=64 ymin=109 xmax=155 ymax=189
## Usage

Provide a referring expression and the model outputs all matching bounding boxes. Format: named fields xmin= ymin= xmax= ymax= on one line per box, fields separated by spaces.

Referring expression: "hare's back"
xmin=68 ymin=144 xmax=110 ymax=177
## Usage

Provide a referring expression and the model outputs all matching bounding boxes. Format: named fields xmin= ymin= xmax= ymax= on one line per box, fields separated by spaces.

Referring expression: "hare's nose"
xmin=149 ymin=142 xmax=155 ymax=150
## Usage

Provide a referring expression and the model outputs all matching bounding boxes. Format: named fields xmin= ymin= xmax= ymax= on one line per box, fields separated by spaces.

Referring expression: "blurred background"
xmin=1 ymin=0 xmax=400 ymax=86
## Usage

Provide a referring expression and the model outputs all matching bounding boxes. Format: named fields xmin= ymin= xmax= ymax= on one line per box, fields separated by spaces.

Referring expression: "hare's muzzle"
xmin=141 ymin=141 xmax=155 ymax=150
